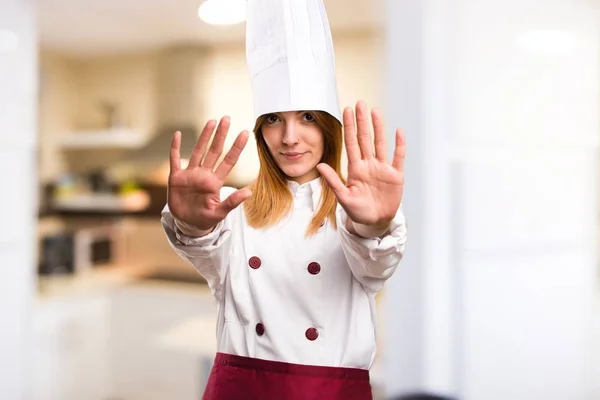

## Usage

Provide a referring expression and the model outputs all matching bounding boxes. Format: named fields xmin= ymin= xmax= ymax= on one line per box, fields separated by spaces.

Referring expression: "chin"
xmin=282 ymin=167 xmax=310 ymax=179
xmin=281 ymin=167 xmax=319 ymax=183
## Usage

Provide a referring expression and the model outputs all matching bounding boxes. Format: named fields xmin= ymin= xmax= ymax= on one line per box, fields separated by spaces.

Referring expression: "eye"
xmin=265 ymin=114 xmax=280 ymax=125
xmin=302 ymin=112 xmax=315 ymax=122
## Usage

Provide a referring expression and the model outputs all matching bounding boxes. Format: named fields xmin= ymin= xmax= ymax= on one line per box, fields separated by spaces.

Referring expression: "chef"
xmin=161 ymin=0 xmax=407 ymax=398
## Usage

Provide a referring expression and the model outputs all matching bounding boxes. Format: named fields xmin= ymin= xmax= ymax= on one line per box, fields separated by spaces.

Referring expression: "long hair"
xmin=243 ymin=110 xmax=344 ymax=236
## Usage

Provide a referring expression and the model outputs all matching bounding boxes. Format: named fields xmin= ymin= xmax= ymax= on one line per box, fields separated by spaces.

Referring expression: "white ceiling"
xmin=38 ymin=0 xmax=384 ymax=57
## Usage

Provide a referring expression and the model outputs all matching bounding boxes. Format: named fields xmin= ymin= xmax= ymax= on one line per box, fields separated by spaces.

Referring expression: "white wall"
xmin=0 ymin=0 xmax=38 ymax=398
xmin=38 ymin=52 xmax=80 ymax=182
xmin=383 ymin=0 xmax=599 ymax=398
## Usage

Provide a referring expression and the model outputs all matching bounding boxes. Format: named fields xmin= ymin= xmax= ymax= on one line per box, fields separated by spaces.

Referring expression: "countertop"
xmin=36 ymin=263 xmax=212 ymax=303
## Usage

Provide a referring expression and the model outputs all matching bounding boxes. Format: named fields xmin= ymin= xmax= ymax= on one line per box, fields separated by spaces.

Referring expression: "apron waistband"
xmin=213 ymin=352 xmax=370 ymax=381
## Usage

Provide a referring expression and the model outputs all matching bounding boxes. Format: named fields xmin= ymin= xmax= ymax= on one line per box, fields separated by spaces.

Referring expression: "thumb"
xmin=316 ymin=163 xmax=349 ymax=203
xmin=217 ymin=187 xmax=252 ymax=218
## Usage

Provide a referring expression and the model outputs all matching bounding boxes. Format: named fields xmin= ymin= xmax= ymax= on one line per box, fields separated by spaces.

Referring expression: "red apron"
xmin=202 ymin=352 xmax=373 ymax=400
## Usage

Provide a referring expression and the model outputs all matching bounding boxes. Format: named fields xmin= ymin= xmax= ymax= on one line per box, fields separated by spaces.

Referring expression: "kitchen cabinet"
xmin=107 ymin=283 xmax=216 ymax=400
xmin=30 ymin=294 xmax=112 ymax=400
xmin=31 ymin=276 xmax=217 ymax=400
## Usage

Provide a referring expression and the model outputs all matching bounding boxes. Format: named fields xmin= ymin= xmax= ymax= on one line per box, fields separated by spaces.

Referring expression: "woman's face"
xmin=260 ymin=111 xmax=324 ymax=184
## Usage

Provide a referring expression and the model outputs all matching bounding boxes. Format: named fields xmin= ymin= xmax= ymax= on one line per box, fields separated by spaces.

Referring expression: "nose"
xmin=282 ymin=122 xmax=299 ymax=146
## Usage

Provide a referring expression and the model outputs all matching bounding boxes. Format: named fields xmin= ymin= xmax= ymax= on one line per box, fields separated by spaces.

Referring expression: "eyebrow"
xmin=271 ymin=111 xmax=309 ymax=118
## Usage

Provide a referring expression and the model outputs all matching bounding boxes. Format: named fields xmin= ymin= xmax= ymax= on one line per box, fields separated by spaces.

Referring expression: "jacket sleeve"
xmin=160 ymin=187 xmax=238 ymax=300
xmin=337 ymin=204 xmax=407 ymax=293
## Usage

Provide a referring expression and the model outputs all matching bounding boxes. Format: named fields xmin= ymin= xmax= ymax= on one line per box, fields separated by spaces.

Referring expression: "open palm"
xmin=168 ymin=117 xmax=251 ymax=231
xmin=317 ymin=101 xmax=405 ymax=226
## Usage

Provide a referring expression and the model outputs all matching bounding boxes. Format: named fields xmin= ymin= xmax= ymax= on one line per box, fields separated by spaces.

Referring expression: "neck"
xmin=288 ymin=174 xmax=319 ymax=185
xmin=288 ymin=169 xmax=319 ymax=185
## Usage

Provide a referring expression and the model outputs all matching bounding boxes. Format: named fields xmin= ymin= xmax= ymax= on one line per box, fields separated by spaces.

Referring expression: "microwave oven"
xmin=39 ymin=224 xmax=119 ymax=276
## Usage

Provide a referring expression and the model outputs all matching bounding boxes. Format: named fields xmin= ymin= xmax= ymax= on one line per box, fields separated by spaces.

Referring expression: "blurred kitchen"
xmin=29 ymin=0 xmax=390 ymax=399
xmin=2 ymin=0 xmax=600 ymax=399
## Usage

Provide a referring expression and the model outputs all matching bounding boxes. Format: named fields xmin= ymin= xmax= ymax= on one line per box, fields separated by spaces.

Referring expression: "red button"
xmin=308 ymin=262 xmax=321 ymax=275
xmin=305 ymin=328 xmax=319 ymax=341
xmin=255 ymin=323 xmax=265 ymax=336
xmin=248 ymin=256 xmax=261 ymax=269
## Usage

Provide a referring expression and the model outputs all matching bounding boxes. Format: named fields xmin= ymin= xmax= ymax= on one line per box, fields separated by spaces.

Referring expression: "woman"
xmin=161 ymin=100 xmax=407 ymax=399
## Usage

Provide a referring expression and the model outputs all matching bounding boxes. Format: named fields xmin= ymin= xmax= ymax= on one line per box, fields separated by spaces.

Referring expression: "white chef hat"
xmin=245 ymin=0 xmax=342 ymax=124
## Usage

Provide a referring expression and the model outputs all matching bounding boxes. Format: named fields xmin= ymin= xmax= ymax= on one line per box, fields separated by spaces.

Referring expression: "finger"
xmin=202 ymin=116 xmax=231 ymax=170
xmin=217 ymin=187 xmax=252 ymax=217
xmin=355 ymin=101 xmax=373 ymax=159
xmin=188 ymin=119 xmax=217 ymax=168
xmin=214 ymin=130 xmax=250 ymax=181
xmin=316 ymin=163 xmax=350 ymax=203
xmin=372 ymin=108 xmax=387 ymax=163
xmin=392 ymin=129 xmax=406 ymax=171
xmin=170 ymin=131 xmax=182 ymax=172
xmin=343 ymin=107 xmax=361 ymax=164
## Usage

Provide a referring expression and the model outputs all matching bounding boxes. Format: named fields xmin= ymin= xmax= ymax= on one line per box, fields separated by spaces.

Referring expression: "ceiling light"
xmin=0 ymin=30 xmax=19 ymax=52
xmin=516 ymin=30 xmax=578 ymax=56
xmin=198 ymin=0 xmax=246 ymax=26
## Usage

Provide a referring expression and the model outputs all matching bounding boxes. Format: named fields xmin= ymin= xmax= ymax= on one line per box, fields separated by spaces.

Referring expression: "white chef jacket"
xmin=161 ymin=177 xmax=407 ymax=369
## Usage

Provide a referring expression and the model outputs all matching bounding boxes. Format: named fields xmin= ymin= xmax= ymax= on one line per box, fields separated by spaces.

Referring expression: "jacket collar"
xmin=287 ymin=177 xmax=322 ymax=211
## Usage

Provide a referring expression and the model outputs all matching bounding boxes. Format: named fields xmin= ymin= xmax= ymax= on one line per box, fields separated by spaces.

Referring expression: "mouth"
xmin=281 ymin=152 xmax=306 ymax=160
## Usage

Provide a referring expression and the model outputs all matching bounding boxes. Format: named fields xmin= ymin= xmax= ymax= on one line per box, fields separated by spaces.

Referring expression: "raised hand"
xmin=168 ymin=116 xmax=252 ymax=231
xmin=316 ymin=101 xmax=405 ymax=232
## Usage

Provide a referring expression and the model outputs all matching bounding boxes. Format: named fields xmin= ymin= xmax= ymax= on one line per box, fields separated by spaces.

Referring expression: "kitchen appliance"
xmin=115 ymin=46 xmax=206 ymax=178
xmin=73 ymin=225 xmax=115 ymax=271
xmin=38 ymin=224 xmax=120 ymax=276
xmin=38 ymin=233 xmax=75 ymax=276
